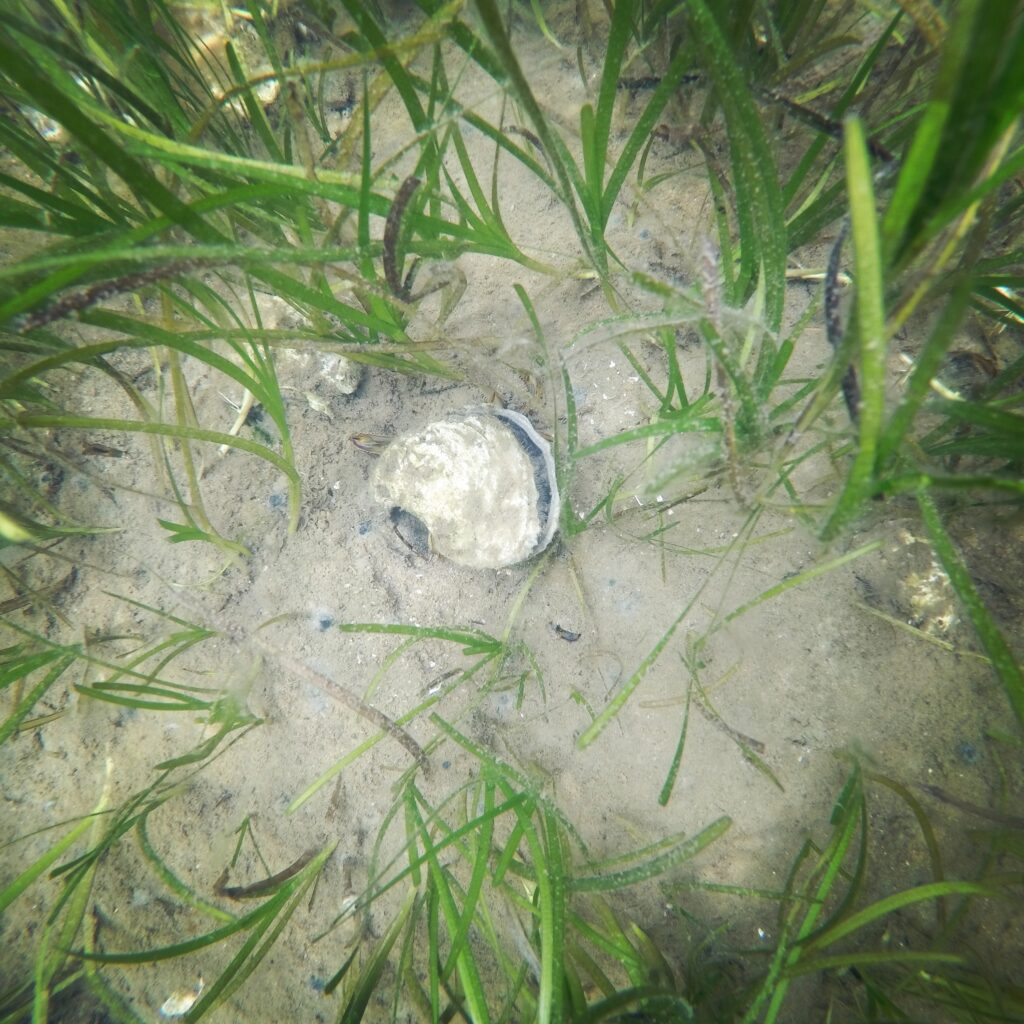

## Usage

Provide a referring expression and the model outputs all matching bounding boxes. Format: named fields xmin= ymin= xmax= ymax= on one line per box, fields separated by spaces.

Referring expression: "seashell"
xmin=159 ymin=977 xmax=204 ymax=1018
xmin=370 ymin=408 xmax=559 ymax=569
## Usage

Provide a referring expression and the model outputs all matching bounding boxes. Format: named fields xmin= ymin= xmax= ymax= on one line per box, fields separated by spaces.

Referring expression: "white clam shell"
xmin=371 ymin=408 xmax=559 ymax=569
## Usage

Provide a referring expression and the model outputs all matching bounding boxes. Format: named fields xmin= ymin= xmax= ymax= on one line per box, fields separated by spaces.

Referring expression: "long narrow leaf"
xmin=821 ymin=116 xmax=887 ymax=539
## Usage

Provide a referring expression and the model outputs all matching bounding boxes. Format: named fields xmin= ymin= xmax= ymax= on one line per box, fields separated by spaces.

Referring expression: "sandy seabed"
xmin=2 ymin=7 xmax=1023 ymax=1021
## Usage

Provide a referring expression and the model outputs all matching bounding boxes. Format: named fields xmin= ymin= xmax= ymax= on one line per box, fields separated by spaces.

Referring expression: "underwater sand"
xmin=2 ymin=7 xmax=1023 ymax=1021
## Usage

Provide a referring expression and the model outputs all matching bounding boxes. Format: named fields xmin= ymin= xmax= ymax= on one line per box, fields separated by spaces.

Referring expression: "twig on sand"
xmin=250 ymin=632 xmax=429 ymax=774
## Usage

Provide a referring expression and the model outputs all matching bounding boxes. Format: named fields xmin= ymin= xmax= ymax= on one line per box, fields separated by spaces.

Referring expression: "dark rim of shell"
xmin=490 ymin=408 xmax=557 ymax=554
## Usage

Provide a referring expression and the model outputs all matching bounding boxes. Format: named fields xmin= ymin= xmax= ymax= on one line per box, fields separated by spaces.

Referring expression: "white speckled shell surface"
xmin=371 ymin=409 xmax=558 ymax=569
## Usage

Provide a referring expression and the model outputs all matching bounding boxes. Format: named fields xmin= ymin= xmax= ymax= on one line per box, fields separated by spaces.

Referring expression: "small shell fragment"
xmin=159 ymin=977 xmax=204 ymax=1018
xmin=371 ymin=408 xmax=559 ymax=569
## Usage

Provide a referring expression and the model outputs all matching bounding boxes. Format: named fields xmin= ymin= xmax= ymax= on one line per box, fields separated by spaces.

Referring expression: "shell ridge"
xmin=490 ymin=408 xmax=560 ymax=555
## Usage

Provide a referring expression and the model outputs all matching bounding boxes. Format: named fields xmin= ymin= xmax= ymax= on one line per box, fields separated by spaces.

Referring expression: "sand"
xmin=2 ymin=6 xmax=1022 ymax=1021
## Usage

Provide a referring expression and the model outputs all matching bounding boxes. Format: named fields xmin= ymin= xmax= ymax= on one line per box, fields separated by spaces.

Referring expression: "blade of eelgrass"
xmin=408 ymin=789 xmax=492 ymax=1023
xmin=164 ymin=342 xmax=247 ymax=557
xmin=885 ymin=0 xmax=1024 ymax=268
xmin=577 ymin=505 xmax=764 ymax=750
xmin=782 ymin=12 xmax=901 ymax=213
xmin=865 ymin=771 xmax=946 ymax=925
xmin=472 ymin=0 xmax=595 ymax=269
xmin=336 ymin=887 xmax=417 ymax=1023
xmin=821 ymin=116 xmax=887 ymax=540
xmin=803 ymin=880 xmax=997 ymax=955
xmin=325 ymin=789 xmax=532 ymax=934
xmin=286 ymin=690 xmax=452 ymax=813
xmin=0 ymin=813 xmax=95 ymax=917
xmin=424 ymin=796 xmax=526 ymax=1010
xmin=438 ymin=779 xmax=496 ymax=982
xmin=538 ymin=805 xmax=568 ymax=1024
xmin=33 ymin=818 xmax=105 ymax=1022
xmin=881 ymin=44 xmax=956 ymax=264
xmin=570 ymin=400 xmax=717 ymax=459
xmin=748 ymin=768 xmax=865 ymax=1023
xmin=443 ymin=122 xmax=535 ymax=267
xmin=715 ymin=540 xmax=882 ymax=633
xmin=340 ymin=2 xmax=448 ymax=250
xmin=575 ymin=595 xmax=693 ymax=750
xmin=878 ymin=472 xmax=1024 ymax=499
xmin=917 ymin=489 xmax=1024 ymax=732
xmin=875 ymin=278 xmax=974 ymax=469
xmin=602 ymin=49 xmax=697 ymax=232
xmin=581 ymin=0 xmax=632 ymax=233
xmin=73 ymin=683 xmax=214 ymax=713
xmin=0 ymin=31 xmax=224 ymax=246
xmin=785 ymin=949 xmax=965 ymax=977
xmin=429 ymin=716 xmax=591 ymax=857
xmin=658 ymin=676 xmax=691 ymax=806
xmin=0 ymin=614 xmax=219 ymax=702
xmin=494 ymin=791 xmax=566 ymax=1024
xmin=233 ymin=4 xmax=290 ymax=151
xmin=921 ymin=393 xmax=1024 ymax=438
xmin=0 ymin=237 xmax=360 ymax=286
xmin=0 ymin=646 xmax=65 ymax=686
xmin=156 ymin=717 xmax=261 ymax=774
xmin=335 ymin=621 xmax=504 ymax=657
xmin=7 ymin=412 xmax=299 ymax=502
xmin=919 ymin=397 xmax=1024 ymax=460
xmin=570 ymin=817 xmax=731 ymax=892
xmin=686 ymin=0 xmax=786 ymax=331
xmin=338 ymin=0 xmax=428 ymax=133
xmin=77 ymin=846 xmax=332 ymax=970
xmin=574 ymin=898 xmax=652 ymax=989
xmin=181 ymin=845 xmax=335 ymax=1022
xmin=0 ymin=651 xmax=73 ymax=745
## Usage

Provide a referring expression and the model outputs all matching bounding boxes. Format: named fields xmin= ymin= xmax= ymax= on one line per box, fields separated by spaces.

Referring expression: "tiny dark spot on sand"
xmin=268 ymin=492 xmax=287 ymax=510
xmin=955 ymin=740 xmax=981 ymax=765
xmin=552 ymin=623 xmax=582 ymax=642
xmin=357 ymin=519 xmax=372 ymax=535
